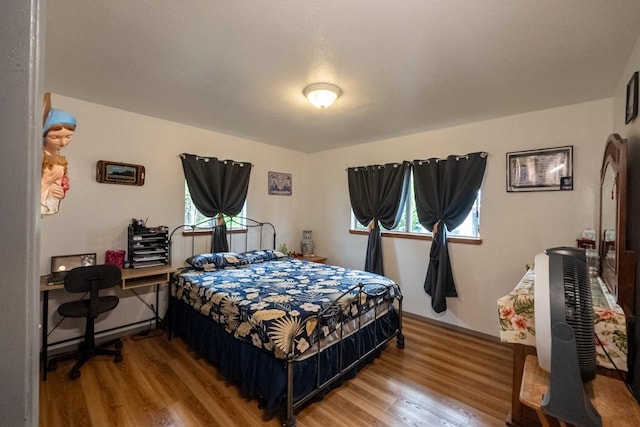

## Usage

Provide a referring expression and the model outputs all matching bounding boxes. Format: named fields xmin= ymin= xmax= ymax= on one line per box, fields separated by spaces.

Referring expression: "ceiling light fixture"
xmin=303 ymin=83 xmax=342 ymax=109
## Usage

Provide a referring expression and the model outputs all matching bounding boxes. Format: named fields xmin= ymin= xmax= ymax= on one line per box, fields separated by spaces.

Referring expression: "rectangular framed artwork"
xmin=268 ymin=171 xmax=292 ymax=195
xmin=96 ymin=160 xmax=145 ymax=186
xmin=506 ymin=146 xmax=573 ymax=192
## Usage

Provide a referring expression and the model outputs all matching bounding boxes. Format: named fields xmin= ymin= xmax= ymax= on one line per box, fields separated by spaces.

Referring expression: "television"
xmin=534 ymin=247 xmax=602 ymax=427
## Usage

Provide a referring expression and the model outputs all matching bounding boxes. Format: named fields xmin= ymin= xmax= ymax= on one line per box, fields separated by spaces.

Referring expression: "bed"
xmin=166 ymin=220 xmax=404 ymax=426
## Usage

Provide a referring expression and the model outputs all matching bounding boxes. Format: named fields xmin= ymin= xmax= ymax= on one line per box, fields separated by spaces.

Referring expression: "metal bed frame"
xmin=283 ymin=282 xmax=404 ymax=426
xmin=167 ymin=216 xmax=404 ymax=426
xmin=168 ymin=216 xmax=277 ymax=262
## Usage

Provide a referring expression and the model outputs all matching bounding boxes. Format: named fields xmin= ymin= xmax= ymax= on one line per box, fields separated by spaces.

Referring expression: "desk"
xmin=40 ymin=265 xmax=176 ymax=380
xmin=520 ymin=355 xmax=640 ymax=426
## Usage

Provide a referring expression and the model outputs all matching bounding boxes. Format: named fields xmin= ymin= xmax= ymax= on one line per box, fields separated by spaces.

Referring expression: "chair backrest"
xmin=63 ymin=264 xmax=122 ymax=293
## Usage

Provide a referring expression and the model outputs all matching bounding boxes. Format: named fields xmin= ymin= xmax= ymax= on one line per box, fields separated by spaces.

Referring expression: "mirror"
xmin=598 ymin=134 xmax=634 ymax=316
xmin=601 ymin=160 xmax=617 ymax=288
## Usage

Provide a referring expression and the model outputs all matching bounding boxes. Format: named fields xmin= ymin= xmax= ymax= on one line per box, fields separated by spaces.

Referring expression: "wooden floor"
xmin=40 ymin=315 xmax=513 ymax=426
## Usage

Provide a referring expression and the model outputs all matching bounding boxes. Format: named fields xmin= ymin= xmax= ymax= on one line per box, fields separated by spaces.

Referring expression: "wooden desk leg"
xmin=41 ymin=289 xmax=49 ymax=381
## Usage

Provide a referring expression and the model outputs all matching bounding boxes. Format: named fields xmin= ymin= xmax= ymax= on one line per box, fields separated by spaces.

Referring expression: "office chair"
xmin=47 ymin=264 xmax=123 ymax=379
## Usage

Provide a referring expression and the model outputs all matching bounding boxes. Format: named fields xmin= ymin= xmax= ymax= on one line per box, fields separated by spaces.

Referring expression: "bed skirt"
xmin=166 ymin=297 xmax=400 ymax=419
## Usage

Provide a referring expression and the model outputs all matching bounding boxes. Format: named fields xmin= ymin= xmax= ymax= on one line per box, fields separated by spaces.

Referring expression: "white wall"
xmin=41 ymin=94 xmax=613 ymax=344
xmin=309 ymin=99 xmax=612 ymax=337
xmin=41 ymin=95 xmax=311 ymax=344
xmin=613 ymin=34 xmax=640 ymax=137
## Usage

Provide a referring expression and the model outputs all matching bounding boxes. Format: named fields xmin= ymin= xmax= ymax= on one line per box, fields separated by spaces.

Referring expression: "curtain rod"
xmin=415 ymin=152 xmax=488 ymax=165
xmin=346 ymin=153 xmax=488 ymax=170
xmin=346 ymin=161 xmax=409 ymax=172
xmin=178 ymin=153 xmax=253 ymax=167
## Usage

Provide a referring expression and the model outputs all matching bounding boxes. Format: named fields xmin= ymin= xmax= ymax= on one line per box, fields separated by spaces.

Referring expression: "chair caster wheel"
xmin=115 ymin=353 xmax=123 ymax=363
xmin=47 ymin=362 xmax=57 ymax=372
xmin=70 ymin=369 xmax=81 ymax=380
xmin=115 ymin=340 xmax=123 ymax=349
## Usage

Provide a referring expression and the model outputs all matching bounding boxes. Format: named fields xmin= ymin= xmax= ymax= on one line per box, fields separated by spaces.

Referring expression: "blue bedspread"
xmin=172 ymin=258 xmax=401 ymax=359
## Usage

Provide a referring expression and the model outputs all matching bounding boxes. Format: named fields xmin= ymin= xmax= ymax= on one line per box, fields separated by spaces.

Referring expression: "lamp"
xmin=303 ymin=83 xmax=342 ymax=109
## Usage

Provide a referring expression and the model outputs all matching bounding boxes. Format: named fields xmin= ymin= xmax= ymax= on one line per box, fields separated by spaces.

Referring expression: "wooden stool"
xmin=519 ymin=355 xmax=640 ymax=426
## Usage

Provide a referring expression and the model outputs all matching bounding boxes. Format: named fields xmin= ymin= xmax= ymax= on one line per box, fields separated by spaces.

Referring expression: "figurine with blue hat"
xmin=41 ymin=93 xmax=76 ymax=215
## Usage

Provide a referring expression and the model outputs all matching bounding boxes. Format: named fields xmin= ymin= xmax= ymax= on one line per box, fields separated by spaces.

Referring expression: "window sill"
xmin=348 ymin=229 xmax=482 ymax=245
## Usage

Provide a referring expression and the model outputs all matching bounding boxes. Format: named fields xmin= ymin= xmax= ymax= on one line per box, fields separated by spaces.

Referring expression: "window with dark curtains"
xmin=347 ymin=162 xmax=411 ymax=275
xmin=413 ymin=152 xmax=487 ymax=313
xmin=180 ymin=154 xmax=252 ymax=252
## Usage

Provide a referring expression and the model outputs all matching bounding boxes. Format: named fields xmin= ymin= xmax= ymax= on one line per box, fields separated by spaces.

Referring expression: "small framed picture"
xmin=506 ymin=146 xmax=573 ymax=192
xmin=626 ymin=71 xmax=638 ymax=124
xmin=268 ymin=171 xmax=292 ymax=195
xmin=96 ymin=160 xmax=145 ymax=186
xmin=560 ymin=176 xmax=573 ymax=191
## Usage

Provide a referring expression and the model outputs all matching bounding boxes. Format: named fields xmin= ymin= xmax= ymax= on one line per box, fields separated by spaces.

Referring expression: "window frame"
xmin=349 ymin=175 xmax=482 ymax=245
xmin=183 ymin=182 xmax=247 ymax=235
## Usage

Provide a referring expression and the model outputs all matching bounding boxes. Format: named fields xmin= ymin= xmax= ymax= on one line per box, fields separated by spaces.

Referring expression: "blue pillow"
xmin=241 ymin=249 xmax=287 ymax=264
xmin=185 ymin=252 xmax=250 ymax=270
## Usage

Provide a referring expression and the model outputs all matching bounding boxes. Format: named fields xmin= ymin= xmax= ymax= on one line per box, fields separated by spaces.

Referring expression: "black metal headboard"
xmin=168 ymin=217 xmax=276 ymax=264
xmin=219 ymin=216 xmax=276 ymax=252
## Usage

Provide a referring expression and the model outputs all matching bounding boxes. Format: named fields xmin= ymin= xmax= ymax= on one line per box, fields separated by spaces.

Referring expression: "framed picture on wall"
xmin=96 ymin=160 xmax=145 ymax=186
xmin=506 ymin=146 xmax=573 ymax=192
xmin=268 ymin=171 xmax=292 ymax=195
xmin=626 ymin=71 xmax=638 ymax=124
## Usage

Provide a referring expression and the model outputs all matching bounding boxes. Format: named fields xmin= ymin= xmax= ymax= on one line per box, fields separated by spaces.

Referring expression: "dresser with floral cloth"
xmin=498 ymin=268 xmax=628 ymax=426
xmin=498 ymin=268 xmax=627 ymax=371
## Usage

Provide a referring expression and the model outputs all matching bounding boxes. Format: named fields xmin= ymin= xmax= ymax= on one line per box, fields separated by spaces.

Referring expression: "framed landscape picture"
xmin=96 ymin=160 xmax=145 ymax=186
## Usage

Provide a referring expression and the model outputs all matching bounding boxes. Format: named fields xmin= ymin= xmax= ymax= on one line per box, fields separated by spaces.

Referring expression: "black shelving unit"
xmin=127 ymin=223 xmax=169 ymax=268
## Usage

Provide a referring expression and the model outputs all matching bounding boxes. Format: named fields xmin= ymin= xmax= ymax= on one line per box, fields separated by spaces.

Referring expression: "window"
xmin=351 ymin=175 xmax=480 ymax=238
xmin=184 ymin=182 xmax=246 ymax=230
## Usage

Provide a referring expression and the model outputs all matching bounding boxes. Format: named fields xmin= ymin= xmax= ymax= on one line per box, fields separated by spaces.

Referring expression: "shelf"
xmin=128 ymin=223 xmax=169 ymax=269
xmin=132 ymin=249 xmax=166 ymax=255
xmin=120 ymin=265 xmax=176 ymax=289
xmin=132 ymin=255 xmax=167 ymax=262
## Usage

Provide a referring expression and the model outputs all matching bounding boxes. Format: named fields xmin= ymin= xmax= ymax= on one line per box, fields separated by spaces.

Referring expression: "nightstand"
xmin=297 ymin=255 xmax=327 ymax=264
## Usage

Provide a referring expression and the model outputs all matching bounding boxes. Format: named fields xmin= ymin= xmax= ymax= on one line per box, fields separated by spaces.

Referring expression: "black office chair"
xmin=47 ymin=264 xmax=123 ymax=379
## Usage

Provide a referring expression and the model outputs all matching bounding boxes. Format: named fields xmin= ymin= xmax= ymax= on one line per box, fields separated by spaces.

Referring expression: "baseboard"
xmin=403 ymin=311 xmax=504 ymax=344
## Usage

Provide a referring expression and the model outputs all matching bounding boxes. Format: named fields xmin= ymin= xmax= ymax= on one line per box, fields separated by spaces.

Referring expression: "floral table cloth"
xmin=498 ymin=269 xmax=627 ymax=371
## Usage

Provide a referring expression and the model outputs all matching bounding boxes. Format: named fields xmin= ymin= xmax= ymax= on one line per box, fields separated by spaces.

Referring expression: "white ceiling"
xmin=44 ymin=1 xmax=640 ymax=153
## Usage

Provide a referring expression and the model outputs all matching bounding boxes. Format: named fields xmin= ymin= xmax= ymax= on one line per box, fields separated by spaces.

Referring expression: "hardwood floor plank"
xmin=389 ymin=396 xmax=465 ymax=427
xmin=40 ymin=315 xmax=513 ymax=426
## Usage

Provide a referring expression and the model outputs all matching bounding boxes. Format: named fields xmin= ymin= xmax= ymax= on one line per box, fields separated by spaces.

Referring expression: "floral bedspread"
xmin=498 ymin=269 xmax=627 ymax=371
xmin=172 ymin=258 xmax=401 ymax=360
